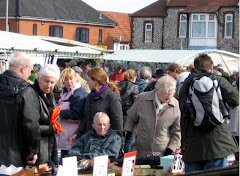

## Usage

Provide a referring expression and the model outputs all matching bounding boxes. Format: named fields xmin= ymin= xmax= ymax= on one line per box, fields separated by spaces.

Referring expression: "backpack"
xmin=187 ymin=73 xmax=228 ymax=131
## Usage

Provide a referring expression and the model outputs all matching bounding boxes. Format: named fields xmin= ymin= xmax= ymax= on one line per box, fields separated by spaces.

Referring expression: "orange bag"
xmin=50 ymin=105 xmax=63 ymax=132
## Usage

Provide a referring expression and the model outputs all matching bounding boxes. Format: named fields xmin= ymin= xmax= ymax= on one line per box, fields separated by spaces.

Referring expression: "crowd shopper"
xmin=110 ymin=65 xmax=125 ymax=82
xmin=117 ymin=69 xmax=139 ymax=153
xmin=135 ymin=66 xmax=152 ymax=93
xmin=71 ymin=67 xmax=123 ymax=143
xmin=124 ymin=75 xmax=181 ymax=157
xmin=0 ymin=53 xmax=41 ymax=167
xmin=179 ymin=54 xmax=239 ymax=173
xmin=56 ymin=68 xmax=88 ymax=162
xmin=33 ymin=64 xmax=60 ymax=165
xmin=144 ymin=69 xmax=167 ymax=92
xmin=72 ymin=66 xmax=91 ymax=93
xmin=0 ymin=53 xmax=239 ymax=175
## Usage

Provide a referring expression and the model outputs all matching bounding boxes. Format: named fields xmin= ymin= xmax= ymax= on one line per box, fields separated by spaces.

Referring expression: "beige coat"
xmin=124 ymin=90 xmax=181 ymax=157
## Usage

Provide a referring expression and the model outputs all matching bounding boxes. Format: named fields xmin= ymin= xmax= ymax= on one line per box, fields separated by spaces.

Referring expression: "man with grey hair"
xmin=124 ymin=75 xmax=181 ymax=157
xmin=69 ymin=112 xmax=122 ymax=159
xmin=0 ymin=53 xmax=41 ymax=167
xmin=135 ymin=66 xmax=152 ymax=93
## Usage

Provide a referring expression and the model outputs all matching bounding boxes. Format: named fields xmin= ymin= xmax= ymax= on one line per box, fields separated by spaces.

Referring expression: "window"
xmin=144 ymin=22 xmax=153 ymax=42
xmin=120 ymin=44 xmax=129 ymax=50
xmin=33 ymin=24 xmax=37 ymax=36
xmin=191 ymin=14 xmax=216 ymax=38
xmin=76 ymin=28 xmax=89 ymax=43
xmin=49 ymin=26 xmax=63 ymax=38
xmin=225 ymin=14 xmax=233 ymax=38
xmin=99 ymin=29 xmax=102 ymax=42
xmin=179 ymin=14 xmax=187 ymax=38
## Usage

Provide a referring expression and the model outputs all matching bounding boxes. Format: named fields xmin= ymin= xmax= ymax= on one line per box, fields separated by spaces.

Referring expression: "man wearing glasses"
xmin=0 ymin=52 xmax=41 ymax=167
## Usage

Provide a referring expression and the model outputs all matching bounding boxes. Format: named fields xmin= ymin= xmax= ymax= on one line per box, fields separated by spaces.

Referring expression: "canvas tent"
xmin=106 ymin=50 xmax=239 ymax=74
xmin=0 ymin=31 xmax=111 ymax=72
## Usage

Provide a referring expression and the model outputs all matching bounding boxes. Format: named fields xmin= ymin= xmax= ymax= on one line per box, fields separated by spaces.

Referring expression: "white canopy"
xmin=106 ymin=50 xmax=240 ymax=73
xmin=0 ymin=31 xmax=109 ymax=59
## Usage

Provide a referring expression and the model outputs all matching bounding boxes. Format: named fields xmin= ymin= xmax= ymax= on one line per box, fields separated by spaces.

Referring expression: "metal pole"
xmin=6 ymin=0 xmax=8 ymax=31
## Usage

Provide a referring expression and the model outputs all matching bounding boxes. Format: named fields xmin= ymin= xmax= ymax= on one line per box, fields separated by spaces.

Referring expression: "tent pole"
xmin=5 ymin=0 xmax=9 ymax=32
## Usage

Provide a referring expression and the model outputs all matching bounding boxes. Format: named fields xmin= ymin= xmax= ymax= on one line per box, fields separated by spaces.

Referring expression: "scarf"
xmin=88 ymin=83 xmax=108 ymax=102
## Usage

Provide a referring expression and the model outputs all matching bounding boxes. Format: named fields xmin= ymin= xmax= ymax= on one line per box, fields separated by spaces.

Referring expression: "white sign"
xmin=62 ymin=156 xmax=78 ymax=176
xmin=93 ymin=155 xmax=108 ymax=176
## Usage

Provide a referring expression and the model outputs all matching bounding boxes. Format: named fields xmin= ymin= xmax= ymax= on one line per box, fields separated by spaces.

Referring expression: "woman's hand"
xmin=70 ymin=134 xmax=78 ymax=145
xmin=53 ymin=124 xmax=59 ymax=134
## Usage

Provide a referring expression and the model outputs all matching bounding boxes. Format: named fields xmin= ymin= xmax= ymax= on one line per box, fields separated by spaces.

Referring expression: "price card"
xmin=121 ymin=151 xmax=137 ymax=176
xmin=171 ymin=152 xmax=185 ymax=173
xmin=62 ymin=156 xmax=78 ymax=176
xmin=93 ymin=155 xmax=108 ymax=176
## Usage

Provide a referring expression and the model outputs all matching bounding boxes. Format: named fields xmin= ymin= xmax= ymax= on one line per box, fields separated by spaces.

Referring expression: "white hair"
xmin=8 ymin=53 xmax=32 ymax=67
xmin=140 ymin=66 xmax=152 ymax=80
xmin=155 ymin=75 xmax=176 ymax=92
xmin=38 ymin=64 xmax=60 ymax=81
xmin=93 ymin=112 xmax=110 ymax=124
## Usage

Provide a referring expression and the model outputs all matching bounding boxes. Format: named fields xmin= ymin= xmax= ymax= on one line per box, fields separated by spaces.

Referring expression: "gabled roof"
xmin=0 ymin=0 xmax=117 ymax=27
xmin=167 ymin=0 xmax=238 ymax=13
xmin=131 ymin=0 xmax=166 ymax=17
xmin=100 ymin=11 xmax=131 ymax=42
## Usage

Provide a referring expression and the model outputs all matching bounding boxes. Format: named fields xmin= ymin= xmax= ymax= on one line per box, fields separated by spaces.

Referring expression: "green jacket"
xmin=179 ymin=68 xmax=239 ymax=163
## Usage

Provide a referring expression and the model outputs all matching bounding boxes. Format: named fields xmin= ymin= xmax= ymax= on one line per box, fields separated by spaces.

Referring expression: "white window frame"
xmin=145 ymin=23 xmax=153 ymax=42
xmin=190 ymin=14 xmax=216 ymax=38
xmin=225 ymin=14 xmax=233 ymax=38
xmin=179 ymin=14 xmax=187 ymax=38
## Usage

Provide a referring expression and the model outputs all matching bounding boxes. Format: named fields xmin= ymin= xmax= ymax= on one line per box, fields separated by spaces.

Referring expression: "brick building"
xmin=0 ymin=0 xmax=117 ymax=49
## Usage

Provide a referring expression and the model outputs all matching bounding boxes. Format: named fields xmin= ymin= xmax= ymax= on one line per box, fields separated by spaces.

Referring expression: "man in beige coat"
xmin=124 ymin=75 xmax=181 ymax=157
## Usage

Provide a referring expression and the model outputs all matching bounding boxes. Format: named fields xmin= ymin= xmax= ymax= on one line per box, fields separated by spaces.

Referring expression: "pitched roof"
xmin=167 ymin=0 xmax=238 ymax=12
xmin=0 ymin=0 xmax=117 ymax=27
xmin=100 ymin=11 xmax=131 ymax=42
xmin=131 ymin=0 xmax=166 ymax=17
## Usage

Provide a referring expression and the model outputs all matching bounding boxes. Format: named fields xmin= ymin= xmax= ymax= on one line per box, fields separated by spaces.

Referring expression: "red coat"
xmin=110 ymin=71 xmax=125 ymax=82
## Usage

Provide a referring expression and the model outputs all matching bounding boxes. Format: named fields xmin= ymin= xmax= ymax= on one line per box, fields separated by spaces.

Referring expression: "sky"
xmin=82 ymin=0 xmax=158 ymax=13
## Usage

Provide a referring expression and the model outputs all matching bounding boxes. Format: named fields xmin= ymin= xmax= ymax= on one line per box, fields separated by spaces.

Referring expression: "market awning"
xmin=0 ymin=31 xmax=110 ymax=59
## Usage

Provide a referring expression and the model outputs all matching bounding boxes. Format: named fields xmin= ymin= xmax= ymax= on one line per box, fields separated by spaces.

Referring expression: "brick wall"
xmin=0 ymin=19 xmax=114 ymax=49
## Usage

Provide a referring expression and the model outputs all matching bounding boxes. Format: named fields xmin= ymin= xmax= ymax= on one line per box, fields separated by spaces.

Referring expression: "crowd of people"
xmin=0 ymin=52 xmax=239 ymax=174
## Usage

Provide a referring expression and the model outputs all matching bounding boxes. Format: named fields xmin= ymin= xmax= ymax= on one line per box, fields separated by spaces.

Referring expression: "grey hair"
xmin=38 ymin=64 xmax=60 ymax=81
xmin=93 ymin=112 xmax=110 ymax=124
xmin=8 ymin=53 xmax=32 ymax=67
xmin=140 ymin=66 xmax=152 ymax=80
xmin=155 ymin=75 xmax=176 ymax=92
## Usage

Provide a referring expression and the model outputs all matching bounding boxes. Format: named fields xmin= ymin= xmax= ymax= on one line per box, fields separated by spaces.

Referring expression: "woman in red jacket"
xmin=110 ymin=65 xmax=125 ymax=82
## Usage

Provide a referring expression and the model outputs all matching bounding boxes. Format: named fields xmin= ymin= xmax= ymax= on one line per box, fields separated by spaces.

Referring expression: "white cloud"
xmin=82 ymin=0 xmax=158 ymax=13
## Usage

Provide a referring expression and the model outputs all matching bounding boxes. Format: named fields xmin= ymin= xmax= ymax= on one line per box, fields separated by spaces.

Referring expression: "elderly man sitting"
xmin=124 ymin=75 xmax=181 ymax=157
xmin=69 ymin=112 xmax=122 ymax=159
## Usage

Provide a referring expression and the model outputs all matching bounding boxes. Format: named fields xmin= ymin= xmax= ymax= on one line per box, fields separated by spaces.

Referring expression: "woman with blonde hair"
xmin=56 ymin=68 xmax=88 ymax=163
xmin=71 ymin=67 xmax=123 ymax=144
xmin=117 ymin=69 xmax=139 ymax=153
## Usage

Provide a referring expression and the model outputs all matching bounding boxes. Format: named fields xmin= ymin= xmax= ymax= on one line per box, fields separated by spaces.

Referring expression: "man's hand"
xmin=70 ymin=134 xmax=78 ymax=145
xmin=163 ymin=148 xmax=173 ymax=156
xmin=26 ymin=154 xmax=38 ymax=164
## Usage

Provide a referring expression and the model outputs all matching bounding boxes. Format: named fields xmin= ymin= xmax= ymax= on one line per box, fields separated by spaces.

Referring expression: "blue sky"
xmin=82 ymin=0 xmax=158 ymax=13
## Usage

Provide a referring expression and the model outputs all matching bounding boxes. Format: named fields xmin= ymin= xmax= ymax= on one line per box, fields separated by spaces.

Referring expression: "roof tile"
xmin=100 ymin=11 xmax=131 ymax=42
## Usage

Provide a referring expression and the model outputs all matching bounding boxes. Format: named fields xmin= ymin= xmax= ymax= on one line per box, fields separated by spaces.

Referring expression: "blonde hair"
xmin=58 ymin=68 xmax=81 ymax=85
xmin=88 ymin=67 xmax=120 ymax=95
xmin=124 ymin=69 xmax=137 ymax=81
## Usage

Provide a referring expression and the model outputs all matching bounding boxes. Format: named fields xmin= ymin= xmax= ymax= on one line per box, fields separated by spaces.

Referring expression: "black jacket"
xmin=118 ymin=81 xmax=139 ymax=114
xmin=0 ymin=70 xmax=41 ymax=167
xmin=76 ymin=87 xmax=123 ymax=136
xmin=33 ymin=80 xmax=58 ymax=165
